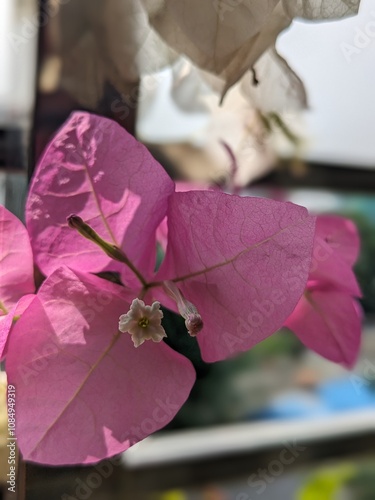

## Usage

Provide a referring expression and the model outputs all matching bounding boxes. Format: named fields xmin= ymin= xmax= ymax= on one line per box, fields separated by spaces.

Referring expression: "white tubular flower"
xmin=119 ymin=299 xmax=166 ymax=348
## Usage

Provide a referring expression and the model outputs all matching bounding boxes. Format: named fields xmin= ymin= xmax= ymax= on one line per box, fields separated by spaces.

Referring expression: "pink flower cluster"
xmin=0 ymin=112 xmax=361 ymax=465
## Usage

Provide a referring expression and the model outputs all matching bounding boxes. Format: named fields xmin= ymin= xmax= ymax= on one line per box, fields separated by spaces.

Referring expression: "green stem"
xmin=0 ymin=301 xmax=8 ymax=315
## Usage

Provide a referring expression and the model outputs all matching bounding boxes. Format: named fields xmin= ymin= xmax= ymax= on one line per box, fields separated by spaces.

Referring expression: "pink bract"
xmin=315 ymin=214 xmax=360 ymax=265
xmin=309 ymin=216 xmax=361 ymax=296
xmin=0 ymin=205 xmax=35 ymax=358
xmin=155 ymin=191 xmax=315 ymax=362
xmin=6 ymin=267 xmax=195 ymax=465
xmin=286 ymin=215 xmax=362 ymax=367
xmin=285 ymin=288 xmax=360 ymax=367
xmin=26 ymin=112 xmax=174 ymax=286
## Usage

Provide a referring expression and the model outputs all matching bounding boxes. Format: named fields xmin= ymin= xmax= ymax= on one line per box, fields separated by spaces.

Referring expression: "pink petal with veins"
xmin=156 ymin=191 xmax=315 ymax=362
xmin=26 ymin=112 xmax=174 ymax=286
xmin=285 ymin=289 xmax=361 ymax=368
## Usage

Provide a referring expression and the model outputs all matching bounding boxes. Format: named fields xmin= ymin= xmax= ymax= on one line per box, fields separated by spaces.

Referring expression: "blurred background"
xmin=1 ymin=1 xmax=375 ymax=499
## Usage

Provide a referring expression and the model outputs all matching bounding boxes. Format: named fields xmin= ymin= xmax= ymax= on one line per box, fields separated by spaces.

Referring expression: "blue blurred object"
xmin=253 ymin=377 xmax=375 ymax=420
xmin=318 ymin=378 xmax=375 ymax=412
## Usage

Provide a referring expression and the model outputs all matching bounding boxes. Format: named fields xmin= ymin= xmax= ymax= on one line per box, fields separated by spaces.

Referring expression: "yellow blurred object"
xmin=297 ymin=464 xmax=356 ymax=500
xmin=0 ymin=371 xmax=8 ymax=484
xmin=158 ymin=490 xmax=187 ymax=500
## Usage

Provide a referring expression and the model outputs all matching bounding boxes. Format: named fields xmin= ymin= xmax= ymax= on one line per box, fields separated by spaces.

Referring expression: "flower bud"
xmin=163 ymin=281 xmax=203 ymax=337
xmin=67 ymin=214 xmax=135 ymax=267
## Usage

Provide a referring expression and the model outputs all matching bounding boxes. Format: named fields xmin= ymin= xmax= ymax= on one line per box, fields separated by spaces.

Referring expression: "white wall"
xmin=278 ymin=0 xmax=375 ymax=168
xmin=0 ymin=0 xmax=38 ymax=128
xmin=138 ymin=0 xmax=375 ymax=169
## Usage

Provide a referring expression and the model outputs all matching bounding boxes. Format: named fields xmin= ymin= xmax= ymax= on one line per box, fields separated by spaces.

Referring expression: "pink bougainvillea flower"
xmin=24 ymin=111 xmax=316 ymax=361
xmin=0 ymin=205 xmax=35 ymax=358
xmin=5 ymin=111 xmax=317 ymax=465
xmin=285 ymin=215 xmax=362 ymax=368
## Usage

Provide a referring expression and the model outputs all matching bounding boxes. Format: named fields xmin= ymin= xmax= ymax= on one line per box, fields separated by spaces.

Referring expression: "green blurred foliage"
xmin=297 ymin=460 xmax=375 ymax=500
xmin=163 ymin=323 xmax=302 ymax=429
xmin=349 ymin=212 xmax=375 ymax=313
xmin=297 ymin=464 xmax=356 ymax=500
xmin=346 ymin=462 xmax=375 ymax=500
